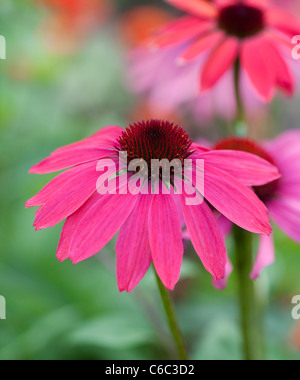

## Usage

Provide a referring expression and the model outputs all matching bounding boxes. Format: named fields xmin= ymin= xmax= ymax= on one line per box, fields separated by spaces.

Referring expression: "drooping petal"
xmin=148 ymin=194 xmax=183 ymax=290
xmin=116 ymin=195 xmax=152 ymax=292
xmin=150 ymin=17 xmax=215 ymax=49
xmin=69 ymin=192 xmax=138 ymax=264
xmin=212 ymin=258 xmax=233 ymax=290
xmin=26 ymin=165 xmax=84 ymax=208
xmin=53 ymin=126 xmax=123 ymax=153
xmin=199 ymin=149 xmax=281 ymax=186
xmin=217 ymin=214 xmax=233 ymax=238
xmin=29 ymin=147 xmax=114 ymax=174
xmin=265 ymin=130 xmax=300 ymax=166
xmin=178 ymin=31 xmax=224 ymax=64
xmin=166 ymin=0 xmax=218 ymax=19
xmin=202 ymin=165 xmax=272 ymax=234
xmin=33 ymin=161 xmax=106 ymax=230
xmin=241 ymin=37 xmax=275 ymax=101
xmin=180 ymin=194 xmax=226 ymax=281
xmin=26 ymin=158 xmax=117 ymax=208
xmin=260 ymin=39 xmax=294 ymax=96
xmin=201 ymin=37 xmax=239 ymax=91
xmin=266 ymin=8 xmax=300 ymax=37
xmin=57 ymin=193 xmax=100 ymax=262
xmin=268 ymin=197 xmax=300 ymax=244
xmin=225 ymin=0 xmax=270 ymax=8
xmin=250 ymin=234 xmax=275 ymax=280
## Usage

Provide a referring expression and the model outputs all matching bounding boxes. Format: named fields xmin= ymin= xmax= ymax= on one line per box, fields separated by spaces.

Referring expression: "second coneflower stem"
xmin=233 ymin=60 xmax=263 ymax=360
xmin=233 ymin=227 xmax=261 ymax=360
xmin=155 ymin=273 xmax=188 ymax=360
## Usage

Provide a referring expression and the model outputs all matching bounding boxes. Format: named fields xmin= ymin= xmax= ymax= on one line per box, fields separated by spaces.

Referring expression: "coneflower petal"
xmin=116 ymin=195 xmax=152 ymax=292
xmin=149 ymin=194 xmax=183 ymax=290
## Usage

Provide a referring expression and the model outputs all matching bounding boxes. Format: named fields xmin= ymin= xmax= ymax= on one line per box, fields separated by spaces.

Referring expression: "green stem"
xmin=233 ymin=226 xmax=260 ymax=360
xmin=155 ymin=273 xmax=188 ymax=360
xmin=233 ymin=59 xmax=248 ymax=137
xmin=233 ymin=58 xmax=264 ymax=360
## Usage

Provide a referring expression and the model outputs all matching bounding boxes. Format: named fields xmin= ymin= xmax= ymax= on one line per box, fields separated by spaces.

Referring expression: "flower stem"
xmin=233 ymin=60 xmax=262 ymax=360
xmin=233 ymin=58 xmax=248 ymax=136
xmin=155 ymin=272 xmax=188 ymax=360
xmin=233 ymin=226 xmax=261 ymax=360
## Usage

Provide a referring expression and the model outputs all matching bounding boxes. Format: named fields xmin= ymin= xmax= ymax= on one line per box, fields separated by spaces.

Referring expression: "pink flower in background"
xmin=26 ymin=120 xmax=279 ymax=291
xmin=128 ymin=0 xmax=300 ymax=120
xmin=213 ymin=130 xmax=300 ymax=288
xmin=129 ymin=44 xmax=262 ymax=123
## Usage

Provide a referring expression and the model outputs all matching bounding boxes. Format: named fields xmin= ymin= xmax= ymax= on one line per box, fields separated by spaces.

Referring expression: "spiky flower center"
xmin=116 ymin=119 xmax=193 ymax=179
xmin=215 ymin=137 xmax=280 ymax=203
xmin=218 ymin=4 xmax=265 ymax=39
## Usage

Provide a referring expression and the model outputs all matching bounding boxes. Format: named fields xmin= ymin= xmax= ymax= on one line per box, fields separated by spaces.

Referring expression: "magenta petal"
xmin=26 ymin=167 xmax=81 ymax=208
xmin=116 ymin=195 xmax=152 ymax=292
xmin=217 ymin=214 xmax=233 ymax=238
xmin=212 ymin=259 xmax=233 ymax=290
xmin=166 ymin=0 xmax=217 ymax=19
xmin=259 ymin=39 xmax=294 ymax=96
xmin=266 ymin=8 xmax=300 ymax=37
xmin=53 ymin=126 xmax=123 ymax=152
xmin=251 ymin=234 xmax=275 ymax=280
xmin=148 ymin=194 xmax=183 ymax=290
xmin=69 ymin=193 xmax=138 ymax=264
xmin=179 ymin=31 xmax=224 ymax=64
xmin=180 ymin=196 xmax=226 ymax=280
xmin=201 ymin=37 xmax=239 ymax=91
xmin=33 ymin=162 xmax=103 ymax=230
xmin=29 ymin=147 xmax=114 ymax=174
xmin=203 ymin=166 xmax=272 ymax=234
xmin=57 ymin=193 xmax=101 ymax=262
xmin=151 ymin=17 xmax=214 ymax=49
xmin=200 ymin=150 xmax=280 ymax=186
xmin=268 ymin=198 xmax=300 ymax=244
xmin=241 ymin=37 xmax=275 ymax=101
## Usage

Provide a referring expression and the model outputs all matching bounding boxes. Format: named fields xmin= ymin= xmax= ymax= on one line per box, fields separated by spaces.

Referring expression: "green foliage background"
xmin=0 ymin=0 xmax=299 ymax=360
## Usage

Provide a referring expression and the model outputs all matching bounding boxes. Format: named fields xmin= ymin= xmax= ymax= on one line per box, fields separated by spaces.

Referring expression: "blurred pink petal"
xmin=128 ymin=0 xmax=300 ymax=119
xmin=251 ymin=234 xmax=275 ymax=279
xmin=201 ymin=37 xmax=239 ymax=91
xmin=212 ymin=259 xmax=233 ymax=290
xmin=165 ymin=0 xmax=218 ymax=19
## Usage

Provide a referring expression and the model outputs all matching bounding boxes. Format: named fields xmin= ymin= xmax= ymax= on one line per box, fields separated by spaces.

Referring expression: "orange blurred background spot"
xmin=36 ymin=0 xmax=112 ymax=53
xmin=119 ymin=5 xmax=173 ymax=47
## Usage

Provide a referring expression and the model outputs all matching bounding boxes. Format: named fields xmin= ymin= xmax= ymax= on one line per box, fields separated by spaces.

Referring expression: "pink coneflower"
xmin=213 ymin=130 xmax=300 ymax=287
xmin=128 ymin=0 xmax=300 ymax=120
xmin=129 ymin=43 xmax=262 ymax=123
xmin=26 ymin=120 xmax=280 ymax=291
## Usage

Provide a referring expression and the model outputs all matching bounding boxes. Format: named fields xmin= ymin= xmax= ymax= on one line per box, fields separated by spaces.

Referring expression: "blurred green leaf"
xmin=69 ymin=313 xmax=155 ymax=350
